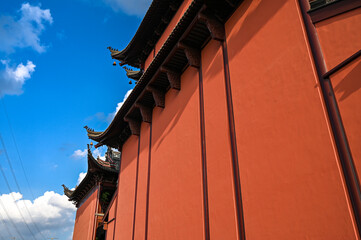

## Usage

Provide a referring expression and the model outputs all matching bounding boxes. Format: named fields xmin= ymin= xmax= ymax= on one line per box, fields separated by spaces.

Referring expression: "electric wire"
xmin=0 ymin=168 xmax=25 ymax=240
xmin=1 ymin=98 xmax=36 ymax=199
xmin=0 ymin=209 xmax=14 ymax=238
xmin=0 ymin=135 xmax=37 ymax=240
xmin=0 ymin=98 xmax=46 ymax=240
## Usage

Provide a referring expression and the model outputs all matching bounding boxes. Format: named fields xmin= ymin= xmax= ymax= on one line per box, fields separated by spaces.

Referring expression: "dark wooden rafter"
xmin=160 ymin=66 xmax=181 ymax=90
xmin=198 ymin=11 xmax=225 ymax=41
xmin=124 ymin=116 xmax=141 ymax=135
xmin=135 ymin=103 xmax=153 ymax=123
xmin=146 ymin=86 xmax=165 ymax=108
xmin=177 ymin=42 xmax=201 ymax=68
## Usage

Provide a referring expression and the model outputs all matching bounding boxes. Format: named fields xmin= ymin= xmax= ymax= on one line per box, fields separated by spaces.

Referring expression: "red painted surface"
xmin=75 ymin=1 xmax=361 ymax=239
xmin=316 ymin=7 xmax=361 ymax=70
xmin=113 ymin=135 xmax=139 ymax=240
xmin=133 ymin=122 xmax=151 ymax=240
xmin=201 ymin=39 xmax=239 ymax=239
xmin=225 ymin=0 xmax=358 ymax=239
xmin=73 ymin=187 xmax=98 ymax=240
xmin=144 ymin=0 xmax=193 ymax=70
xmin=105 ymin=195 xmax=117 ymax=240
xmin=330 ymin=56 xmax=361 ymax=182
xmin=148 ymin=67 xmax=205 ymax=240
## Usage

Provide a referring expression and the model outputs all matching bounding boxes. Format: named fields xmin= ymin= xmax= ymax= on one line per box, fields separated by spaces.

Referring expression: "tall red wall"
xmin=133 ymin=122 xmax=151 ymax=240
xmin=315 ymin=6 xmax=361 ymax=185
xmin=105 ymin=194 xmax=117 ymax=240
xmin=147 ymin=67 xmax=205 ymax=240
xmin=73 ymin=186 xmax=98 ymax=240
xmin=113 ymin=135 xmax=139 ymax=239
xmin=225 ymin=0 xmax=358 ymax=239
xmin=201 ymin=39 xmax=239 ymax=239
xmin=316 ymin=7 xmax=361 ymax=70
xmin=106 ymin=1 xmax=361 ymax=240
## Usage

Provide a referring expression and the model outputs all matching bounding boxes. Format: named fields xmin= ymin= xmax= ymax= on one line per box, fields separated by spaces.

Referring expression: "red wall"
xmin=225 ymin=0 xmax=357 ymax=239
xmin=316 ymin=7 xmax=361 ymax=70
xmin=148 ymin=67 xmax=205 ymax=240
xmin=133 ymin=123 xmax=151 ymax=240
xmin=315 ymin=5 xmax=361 ymax=186
xmin=105 ymin=195 xmax=117 ymax=240
xmin=329 ymin=56 xmax=361 ymax=186
xmin=202 ymin=39 xmax=239 ymax=239
xmin=113 ymin=135 xmax=139 ymax=239
xmin=73 ymin=186 xmax=98 ymax=240
xmin=102 ymin=1 xmax=361 ymax=240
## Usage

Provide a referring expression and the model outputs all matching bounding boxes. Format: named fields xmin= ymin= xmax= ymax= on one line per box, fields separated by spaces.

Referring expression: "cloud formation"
xmin=77 ymin=172 xmax=87 ymax=185
xmin=0 ymin=3 xmax=53 ymax=53
xmin=71 ymin=149 xmax=87 ymax=159
xmin=103 ymin=0 xmax=151 ymax=16
xmin=107 ymin=89 xmax=133 ymax=122
xmin=72 ymin=146 xmax=106 ymax=160
xmin=0 ymin=191 xmax=76 ymax=239
xmin=0 ymin=60 xmax=36 ymax=96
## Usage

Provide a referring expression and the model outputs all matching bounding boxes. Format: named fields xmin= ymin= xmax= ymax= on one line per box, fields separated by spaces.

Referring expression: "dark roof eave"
xmin=109 ymin=0 xmax=184 ymax=68
xmin=87 ymin=0 xmax=203 ymax=146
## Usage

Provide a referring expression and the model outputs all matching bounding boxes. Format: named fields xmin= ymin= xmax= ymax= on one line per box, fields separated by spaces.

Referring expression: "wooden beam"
xmin=198 ymin=12 xmax=225 ymax=41
xmin=160 ymin=66 xmax=181 ymax=90
xmin=177 ymin=42 xmax=201 ymax=68
xmin=135 ymin=103 xmax=153 ymax=123
xmin=146 ymin=86 xmax=165 ymax=108
xmin=124 ymin=117 xmax=141 ymax=135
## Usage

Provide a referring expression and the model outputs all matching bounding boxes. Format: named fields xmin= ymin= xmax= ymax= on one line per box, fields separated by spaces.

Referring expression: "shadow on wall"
xmin=226 ymin=0 xmax=287 ymax=62
xmin=119 ymin=0 xmax=288 ymax=172
xmin=334 ymin=60 xmax=361 ymax=101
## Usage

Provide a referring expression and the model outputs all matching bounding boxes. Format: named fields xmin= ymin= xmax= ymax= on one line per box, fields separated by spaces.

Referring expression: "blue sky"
xmin=0 ymin=0 xmax=150 ymax=239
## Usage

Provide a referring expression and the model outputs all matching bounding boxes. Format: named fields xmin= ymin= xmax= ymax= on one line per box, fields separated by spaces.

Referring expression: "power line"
xmin=1 ymin=98 xmax=36 ymax=199
xmin=0 ymin=209 xmax=14 ymax=238
xmin=0 ymin=135 xmax=36 ymax=240
xmin=0 ymin=98 xmax=47 ymax=240
xmin=0 ymin=181 xmax=24 ymax=240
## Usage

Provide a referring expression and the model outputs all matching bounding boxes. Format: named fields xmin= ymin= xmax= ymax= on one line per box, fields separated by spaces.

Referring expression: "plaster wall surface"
xmin=329 ymin=56 xmax=361 ymax=184
xmin=113 ymin=135 xmax=139 ymax=240
xmin=316 ymin=7 xmax=361 ymax=70
xmin=147 ymin=67 xmax=205 ymax=240
xmin=133 ymin=123 xmax=151 ymax=240
xmin=202 ymin=39 xmax=239 ymax=240
xmin=73 ymin=187 xmax=98 ymax=240
xmin=225 ymin=0 xmax=358 ymax=239
xmin=105 ymin=195 xmax=117 ymax=240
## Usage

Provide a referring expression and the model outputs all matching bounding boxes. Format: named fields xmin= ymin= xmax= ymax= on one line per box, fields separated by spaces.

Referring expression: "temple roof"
xmin=107 ymin=0 xmax=183 ymax=68
xmin=86 ymin=0 xmax=243 ymax=149
xmin=63 ymin=145 xmax=120 ymax=206
xmin=123 ymin=67 xmax=143 ymax=81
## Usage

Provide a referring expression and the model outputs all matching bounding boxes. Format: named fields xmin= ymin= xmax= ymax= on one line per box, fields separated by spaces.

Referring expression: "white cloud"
xmin=0 ymin=3 xmax=53 ymax=53
xmin=107 ymin=88 xmax=133 ymax=122
xmin=93 ymin=146 xmax=106 ymax=160
xmin=0 ymin=191 xmax=76 ymax=239
xmin=103 ymin=0 xmax=151 ymax=16
xmin=0 ymin=60 xmax=35 ymax=96
xmin=77 ymin=172 xmax=87 ymax=185
xmin=71 ymin=149 xmax=87 ymax=159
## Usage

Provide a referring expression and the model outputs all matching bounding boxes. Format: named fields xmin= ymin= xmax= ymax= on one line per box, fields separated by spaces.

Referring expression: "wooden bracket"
xmin=135 ymin=103 xmax=153 ymax=123
xmin=146 ymin=86 xmax=165 ymax=108
xmin=177 ymin=42 xmax=201 ymax=68
xmin=124 ymin=116 xmax=141 ymax=135
xmin=198 ymin=12 xmax=225 ymax=41
xmin=160 ymin=66 xmax=181 ymax=90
